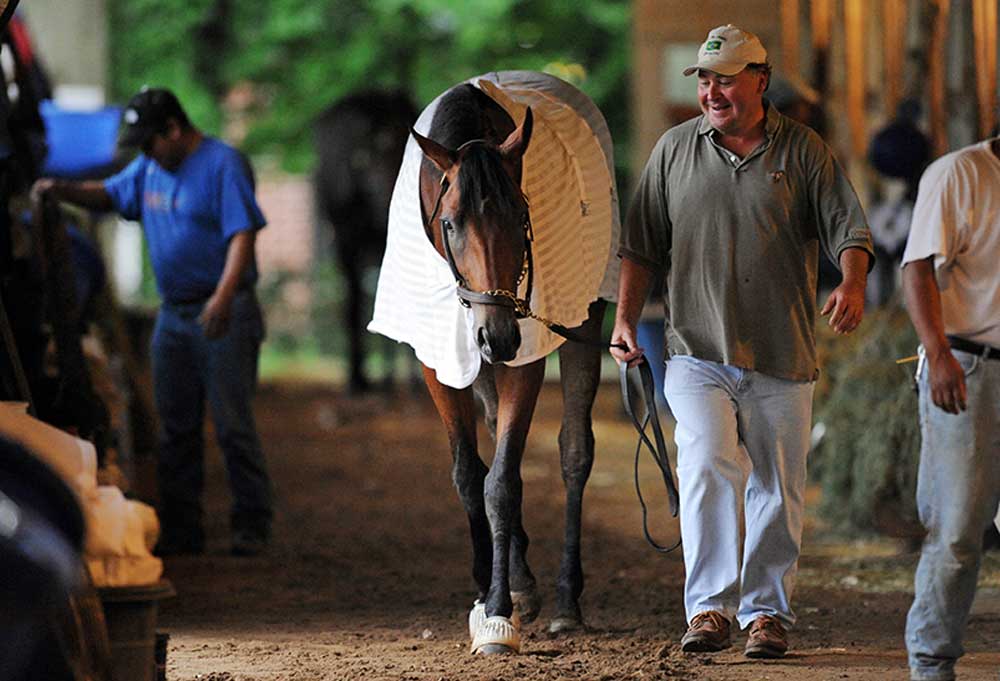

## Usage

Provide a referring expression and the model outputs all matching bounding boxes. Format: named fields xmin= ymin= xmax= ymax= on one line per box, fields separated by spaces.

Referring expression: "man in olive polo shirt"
xmin=611 ymin=25 xmax=873 ymax=659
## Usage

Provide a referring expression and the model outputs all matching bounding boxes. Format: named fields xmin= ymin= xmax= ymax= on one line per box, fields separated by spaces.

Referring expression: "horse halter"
xmin=426 ymin=138 xmax=536 ymax=319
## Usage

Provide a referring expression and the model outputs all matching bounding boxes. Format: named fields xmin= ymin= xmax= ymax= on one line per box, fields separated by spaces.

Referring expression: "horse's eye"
xmin=441 ymin=217 xmax=454 ymax=232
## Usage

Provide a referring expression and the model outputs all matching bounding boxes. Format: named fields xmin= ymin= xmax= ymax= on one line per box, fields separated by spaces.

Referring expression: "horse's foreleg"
xmin=552 ymin=299 xmax=606 ymax=632
xmin=507 ymin=506 xmax=540 ymax=622
xmin=474 ymin=365 xmax=538 ymax=621
xmin=337 ymin=248 xmax=368 ymax=393
xmin=484 ymin=360 xmax=545 ymax=625
xmin=473 ymin=364 xmax=499 ymax=442
xmin=422 ymin=366 xmax=491 ymax=599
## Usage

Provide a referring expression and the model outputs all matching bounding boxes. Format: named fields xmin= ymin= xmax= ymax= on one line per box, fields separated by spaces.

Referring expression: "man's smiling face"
xmin=697 ymin=67 xmax=766 ymax=136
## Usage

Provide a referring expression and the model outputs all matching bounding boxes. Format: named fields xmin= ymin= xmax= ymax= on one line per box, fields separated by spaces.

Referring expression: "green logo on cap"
xmin=705 ymin=39 xmax=723 ymax=52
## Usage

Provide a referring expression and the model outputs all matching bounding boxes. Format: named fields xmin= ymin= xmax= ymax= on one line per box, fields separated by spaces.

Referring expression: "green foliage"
xmin=811 ymin=302 xmax=922 ymax=538
xmin=252 ymin=263 xmax=349 ymax=358
xmin=107 ymin=0 xmax=223 ymax=134
xmin=106 ymin=0 xmax=632 ymax=176
xmin=307 ymin=262 xmax=348 ymax=357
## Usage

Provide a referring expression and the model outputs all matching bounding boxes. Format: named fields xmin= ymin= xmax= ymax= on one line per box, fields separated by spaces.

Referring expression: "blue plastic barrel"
xmin=41 ymin=100 xmax=122 ymax=178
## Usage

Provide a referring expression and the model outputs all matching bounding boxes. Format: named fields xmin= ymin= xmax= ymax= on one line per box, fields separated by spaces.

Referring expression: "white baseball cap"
xmin=683 ymin=25 xmax=768 ymax=77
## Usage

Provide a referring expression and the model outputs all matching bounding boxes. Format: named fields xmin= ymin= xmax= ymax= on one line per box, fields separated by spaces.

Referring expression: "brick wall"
xmin=252 ymin=173 xmax=320 ymax=339
xmin=255 ymin=173 xmax=315 ymax=276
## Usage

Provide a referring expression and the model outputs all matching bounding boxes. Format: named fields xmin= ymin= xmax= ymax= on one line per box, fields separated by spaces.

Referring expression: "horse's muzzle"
xmin=477 ymin=319 xmax=521 ymax=364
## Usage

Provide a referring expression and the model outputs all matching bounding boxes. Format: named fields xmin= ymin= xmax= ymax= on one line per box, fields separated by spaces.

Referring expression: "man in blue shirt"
xmin=32 ymin=88 xmax=273 ymax=556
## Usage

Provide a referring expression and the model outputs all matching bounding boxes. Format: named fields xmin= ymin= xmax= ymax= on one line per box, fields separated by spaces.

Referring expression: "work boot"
xmin=680 ymin=610 xmax=732 ymax=652
xmin=744 ymin=614 xmax=788 ymax=659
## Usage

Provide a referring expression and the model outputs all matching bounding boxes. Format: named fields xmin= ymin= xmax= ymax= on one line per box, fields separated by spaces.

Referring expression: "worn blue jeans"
xmin=906 ymin=348 xmax=1000 ymax=681
xmin=637 ymin=320 xmax=668 ymax=411
xmin=151 ymin=289 xmax=272 ymax=544
xmin=663 ymin=356 xmax=815 ymax=630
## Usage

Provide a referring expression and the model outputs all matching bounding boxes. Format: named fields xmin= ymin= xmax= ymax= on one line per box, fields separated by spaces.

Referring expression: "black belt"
xmin=167 ymin=296 xmax=211 ymax=306
xmin=168 ymin=285 xmax=253 ymax=307
xmin=948 ymin=335 xmax=1000 ymax=360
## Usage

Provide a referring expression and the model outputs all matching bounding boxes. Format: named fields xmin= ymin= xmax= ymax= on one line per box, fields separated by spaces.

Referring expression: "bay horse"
xmin=410 ymin=83 xmax=607 ymax=654
xmin=313 ymin=89 xmax=418 ymax=392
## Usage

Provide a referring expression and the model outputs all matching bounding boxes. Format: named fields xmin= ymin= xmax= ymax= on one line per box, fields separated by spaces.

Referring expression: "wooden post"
xmin=928 ymin=0 xmax=951 ymax=156
xmin=811 ymin=0 xmax=832 ymax=96
xmin=781 ymin=0 xmax=800 ymax=76
xmin=0 ymin=292 xmax=35 ymax=413
xmin=973 ymin=0 xmax=998 ymax=138
xmin=883 ymin=0 xmax=907 ymax=118
xmin=845 ymin=0 xmax=867 ymax=157
xmin=33 ymin=197 xmax=110 ymax=458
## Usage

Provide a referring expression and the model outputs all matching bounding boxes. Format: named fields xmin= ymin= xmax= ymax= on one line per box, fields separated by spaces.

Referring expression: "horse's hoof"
xmin=470 ymin=615 xmax=521 ymax=654
xmin=548 ymin=615 xmax=584 ymax=634
xmin=511 ymin=588 xmax=541 ymax=624
xmin=469 ymin=600 xmax=520 ymax=639
xmin=474 ymin=643 xmax=517 ymax=655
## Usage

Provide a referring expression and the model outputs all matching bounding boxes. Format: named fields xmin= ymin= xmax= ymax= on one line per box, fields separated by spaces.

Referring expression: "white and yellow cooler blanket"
xmin=369 ymin=71 xmax=620 ymax=389
xmin=0 ymin=402 xmax=163 ymax=587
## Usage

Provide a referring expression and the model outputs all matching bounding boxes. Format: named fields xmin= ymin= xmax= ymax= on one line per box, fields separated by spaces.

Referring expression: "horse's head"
xmin=412 ymin=108 xmax=534 ymax=364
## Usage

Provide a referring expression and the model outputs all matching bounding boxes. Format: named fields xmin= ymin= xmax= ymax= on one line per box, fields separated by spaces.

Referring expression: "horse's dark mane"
xmin=429 ymin=84 xmax=524 ymax=227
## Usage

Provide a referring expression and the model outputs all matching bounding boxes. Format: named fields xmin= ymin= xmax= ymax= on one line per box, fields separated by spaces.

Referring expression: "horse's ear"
xmin=499 ymin=107 xmax=533 ymax=161
xmin=411 ymin=127 xmax=456 ymax=173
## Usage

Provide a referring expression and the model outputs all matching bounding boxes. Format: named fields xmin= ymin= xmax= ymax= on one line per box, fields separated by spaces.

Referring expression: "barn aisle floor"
xmin=156 ymin=380 xmax=1000 ymax=680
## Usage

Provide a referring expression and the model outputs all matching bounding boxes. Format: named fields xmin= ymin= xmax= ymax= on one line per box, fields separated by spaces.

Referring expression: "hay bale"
xmin=811 ymin=301 xmax=923 ymax=539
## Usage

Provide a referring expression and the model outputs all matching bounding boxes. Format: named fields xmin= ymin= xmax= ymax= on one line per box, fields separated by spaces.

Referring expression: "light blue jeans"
xmin=906 ymin=349 xmax=1000 ymax=681
xmin=663 ymin=356 xmax=814 ymax=629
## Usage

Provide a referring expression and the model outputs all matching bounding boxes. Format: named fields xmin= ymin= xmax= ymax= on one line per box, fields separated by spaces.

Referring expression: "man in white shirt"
xmin=901 ymin=137 xmax=1000 ymax=681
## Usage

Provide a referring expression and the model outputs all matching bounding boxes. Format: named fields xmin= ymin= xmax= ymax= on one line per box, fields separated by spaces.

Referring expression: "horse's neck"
xmin=434 ymin=85 xmax=513 ymax=148
xmin=478 ymin=108 xmax=514 ymax=146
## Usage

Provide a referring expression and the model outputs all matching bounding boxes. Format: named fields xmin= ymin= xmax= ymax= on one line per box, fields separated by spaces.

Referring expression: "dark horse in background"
xmin=313 ymin=90 xmax=418 ymax=392
xmin=411 ymin=83 xmax=607 ymax=654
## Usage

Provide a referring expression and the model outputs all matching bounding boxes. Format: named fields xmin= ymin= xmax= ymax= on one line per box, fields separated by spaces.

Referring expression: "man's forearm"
xmin=609 ymin=255 xmax=656 ymax=364
xmin=902 ymin=258 xmax=949 ymax=356
xmin=213 ymin=230 xmax=256 ymax=301
xmin=615 ymin=256 xmax=654 ymax=330
xmin=36 ymin=179 xmax=114 ymax=212
xmin=839 ymin=246 xmax=870 ymax=289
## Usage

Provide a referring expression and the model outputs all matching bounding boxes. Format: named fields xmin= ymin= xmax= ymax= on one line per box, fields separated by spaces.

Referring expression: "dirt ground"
xmin=157 ymin=378 xmax=1000 ymax=681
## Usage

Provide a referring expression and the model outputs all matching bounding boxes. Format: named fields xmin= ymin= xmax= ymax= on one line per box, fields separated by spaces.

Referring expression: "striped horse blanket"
xmin=368 ymin=71 xmax=620 ymax=389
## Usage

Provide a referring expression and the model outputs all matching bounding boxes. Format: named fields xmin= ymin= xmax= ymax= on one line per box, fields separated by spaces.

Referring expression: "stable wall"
xmin=20 ymin=0 xmax=109 ymax=104
xmin=632 ymin=0 xmax=783 ymax=172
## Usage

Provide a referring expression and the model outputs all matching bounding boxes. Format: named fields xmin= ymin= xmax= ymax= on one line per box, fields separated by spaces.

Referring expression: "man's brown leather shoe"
xmin=680 ymin=610 xmax=732 ymax=652
xmin=744 ymin=614 xmax=788 ymax=658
